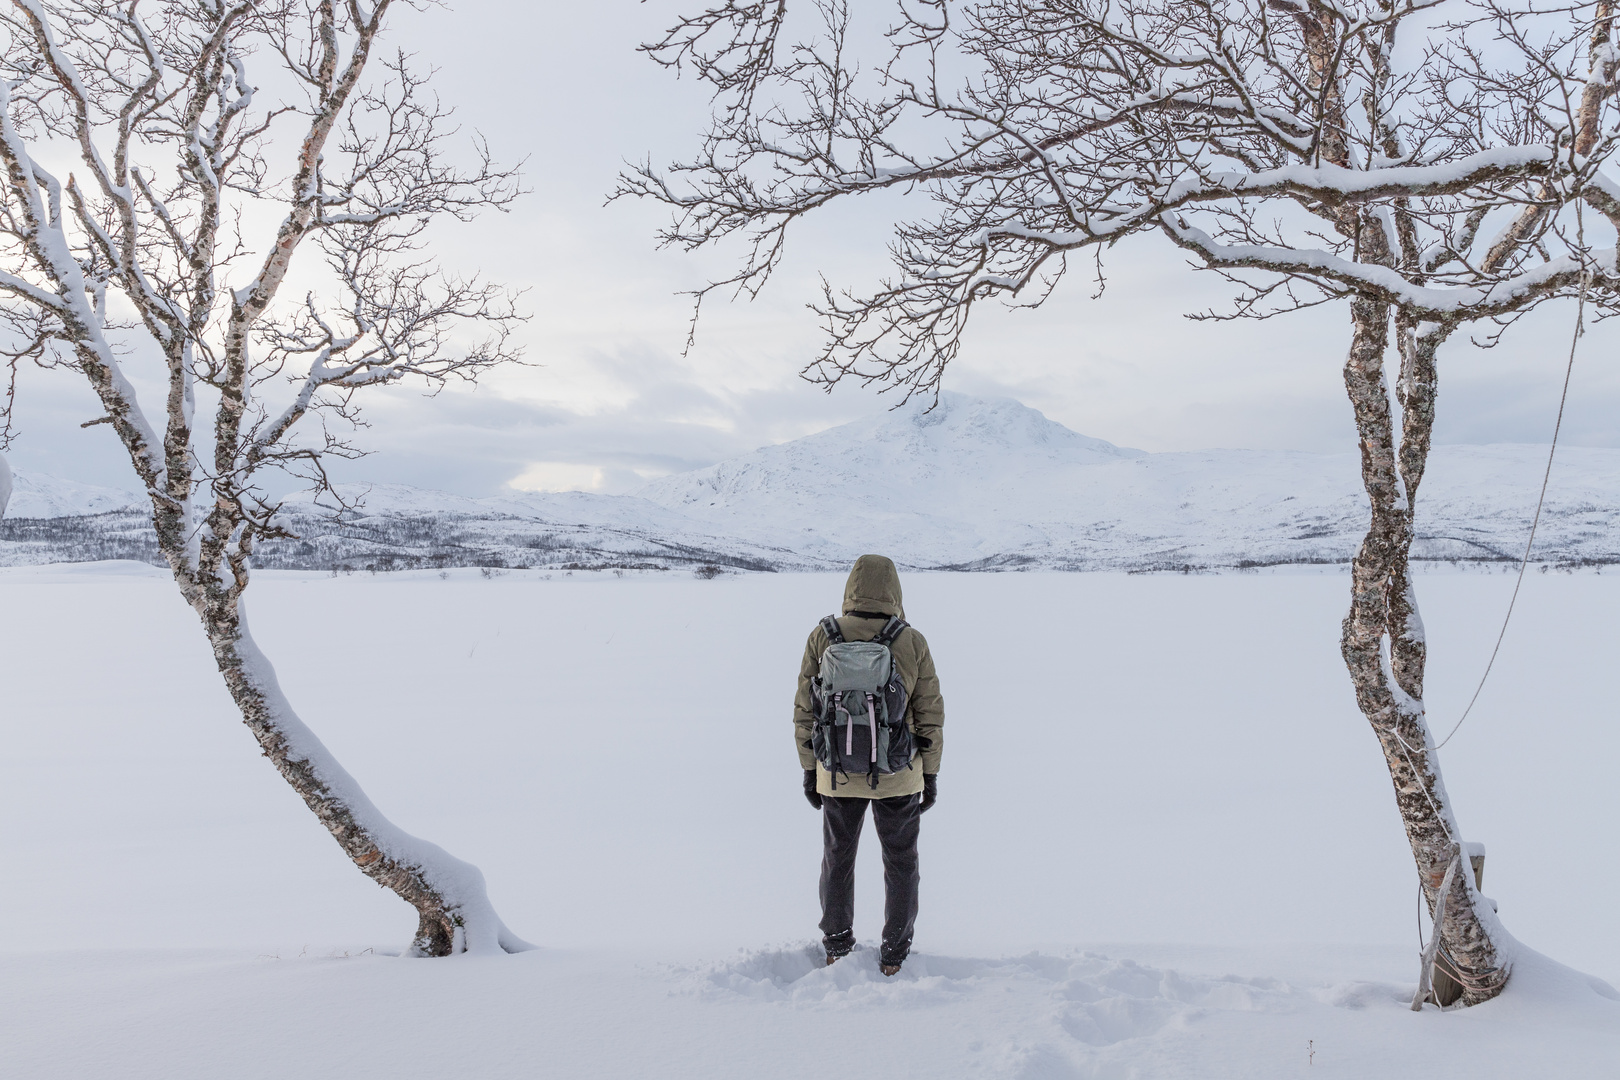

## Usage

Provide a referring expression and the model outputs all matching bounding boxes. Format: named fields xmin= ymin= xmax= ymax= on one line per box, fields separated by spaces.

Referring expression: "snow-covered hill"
xmin=2 ymin=469 xmax=141 ymax=519
xmin=0 ymin=481 xmax=810 ymax=573
xmin=636 ymin=392 xmax=1620 ymax=569
xmin=4 ymin=392 xmax=1618 ymax=570
xmin=256 ymin=485 xmax=813 ymax=573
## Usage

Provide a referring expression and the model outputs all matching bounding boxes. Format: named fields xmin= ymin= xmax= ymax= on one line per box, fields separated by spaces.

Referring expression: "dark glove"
xmin=920 ymin=773 xmax=938 ymax=813
xmin=803 ymin=769 xmax=823 ymax=810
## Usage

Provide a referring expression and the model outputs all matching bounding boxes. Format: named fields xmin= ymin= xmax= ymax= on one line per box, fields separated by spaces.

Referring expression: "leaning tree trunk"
xmin=194 ymin=590 xmax=531 ymax=956
xmin=1340 ymin=296 xmax=1508 ymax=1005
xmin=0 ymin=0 xmax=530 ymax=957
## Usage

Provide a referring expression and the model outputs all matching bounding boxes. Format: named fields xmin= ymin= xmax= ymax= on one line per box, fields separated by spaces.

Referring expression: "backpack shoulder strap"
xmin=819 ymin=614 xmax=845 ymax=644
xmin=874 ymin=616 xmax=909 ymax=646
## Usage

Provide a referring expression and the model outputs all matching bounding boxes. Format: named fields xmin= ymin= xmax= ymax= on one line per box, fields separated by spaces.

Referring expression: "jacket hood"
xmin=842 ymin=554 xmax=904 ymax=619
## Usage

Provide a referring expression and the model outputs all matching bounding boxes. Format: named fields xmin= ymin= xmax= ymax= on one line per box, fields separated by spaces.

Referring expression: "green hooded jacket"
xmin=794 ymin=554 xmax=945 ymax=798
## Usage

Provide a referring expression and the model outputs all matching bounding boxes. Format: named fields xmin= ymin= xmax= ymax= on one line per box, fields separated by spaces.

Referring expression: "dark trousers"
xmin=819 ymin=792 xmax=921 ymax=965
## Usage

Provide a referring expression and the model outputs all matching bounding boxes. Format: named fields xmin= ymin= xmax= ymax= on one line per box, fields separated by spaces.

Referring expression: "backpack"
xmin=810 ymin=614 xmax=915 ymax=790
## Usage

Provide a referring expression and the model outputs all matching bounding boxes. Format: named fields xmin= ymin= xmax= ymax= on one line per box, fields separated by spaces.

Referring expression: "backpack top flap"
xmin=818 ymin=641 xmax=893 ymax=694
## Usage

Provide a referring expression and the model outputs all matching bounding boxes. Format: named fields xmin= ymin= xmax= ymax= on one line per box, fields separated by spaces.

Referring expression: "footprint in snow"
xmin=683 ymin=944 xmax=1303 ymax=1034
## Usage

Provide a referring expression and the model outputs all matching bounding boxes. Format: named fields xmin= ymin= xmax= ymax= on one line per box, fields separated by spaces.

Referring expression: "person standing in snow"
xmin=795 ymin=554 xmax=944 ymax=976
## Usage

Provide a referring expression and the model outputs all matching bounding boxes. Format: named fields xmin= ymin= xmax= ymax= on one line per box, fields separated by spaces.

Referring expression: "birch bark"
xmin=1340 ymin=300 xmax=1507 ymax=1004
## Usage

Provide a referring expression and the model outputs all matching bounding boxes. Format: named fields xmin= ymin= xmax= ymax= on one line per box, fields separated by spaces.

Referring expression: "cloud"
xmin=510 ymin=462 xmax=619 ymax=493
xmin=331 ymin=342 xmax=877 ymax=496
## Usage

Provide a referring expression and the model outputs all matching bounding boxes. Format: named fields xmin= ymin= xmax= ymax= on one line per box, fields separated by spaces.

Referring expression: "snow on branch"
xmin=626 ymin=0 xmax=1620 ymax=395
xmin=1161 ymin=216 xmax=1617 ymax=318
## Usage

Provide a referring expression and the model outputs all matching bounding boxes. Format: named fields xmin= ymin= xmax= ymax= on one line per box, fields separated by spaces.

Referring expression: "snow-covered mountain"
xmin=4 ymin=392 xmax=1618 ymax=570
xmin=637 ymin=392 xmax=1619 ymax=569
xmin=3 ymin=469 xmax=142 ymax=518
xmin=638 ymin=393 xmax=1151 ymax=566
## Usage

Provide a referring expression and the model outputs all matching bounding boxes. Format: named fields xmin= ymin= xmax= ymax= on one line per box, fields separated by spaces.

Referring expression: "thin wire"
xmin=1432 ymin=234 xmax=1589 ymax=752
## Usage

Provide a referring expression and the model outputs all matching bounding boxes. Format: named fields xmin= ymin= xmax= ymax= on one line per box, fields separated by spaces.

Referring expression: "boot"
xmin=823 ymin=928 xmax=855 ymax=967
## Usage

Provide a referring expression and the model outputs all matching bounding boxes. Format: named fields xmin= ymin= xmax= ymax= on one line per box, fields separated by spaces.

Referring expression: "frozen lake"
xmin=3 ymin=563 xmax=1617 ymax=1076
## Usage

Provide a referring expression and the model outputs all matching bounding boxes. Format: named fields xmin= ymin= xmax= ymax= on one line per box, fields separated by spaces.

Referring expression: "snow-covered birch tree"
xmin=622 ymin=0 xmax=1620 ymax=1004
xmin=0 ymin=0 xmax=530 ymax=955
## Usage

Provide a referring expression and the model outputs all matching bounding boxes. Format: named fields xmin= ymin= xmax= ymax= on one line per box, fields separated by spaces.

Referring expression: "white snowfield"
xmin=1 ymin=565 xmax=1616 ymax=1077
xmin=7 ymin=393 xmax=1619 ymax=569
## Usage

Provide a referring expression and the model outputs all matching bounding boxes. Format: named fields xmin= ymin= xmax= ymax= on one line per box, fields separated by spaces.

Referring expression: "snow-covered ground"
xmin=2 ymin=564 xmax=1617 ymax=1076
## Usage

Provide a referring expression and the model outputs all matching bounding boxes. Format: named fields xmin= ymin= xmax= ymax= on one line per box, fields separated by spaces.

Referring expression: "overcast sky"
xmin=6 ymin=1 xmax=1619 ymax=496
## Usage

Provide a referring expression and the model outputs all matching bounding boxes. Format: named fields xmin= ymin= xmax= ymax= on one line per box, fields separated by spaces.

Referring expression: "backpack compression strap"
xmin=820 ymin=615 xmax=845 ymax=644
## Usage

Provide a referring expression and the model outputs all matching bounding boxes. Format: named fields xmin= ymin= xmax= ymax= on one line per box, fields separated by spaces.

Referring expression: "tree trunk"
xmin=1340 ymin=297 xmax=1508 ymax=1005
xmin=198 ymin=594 xmax=530 ymax=956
